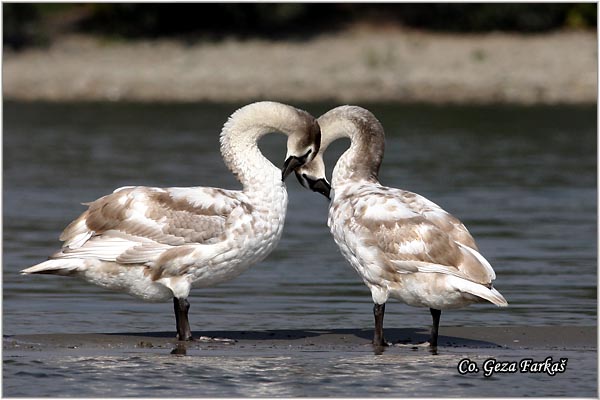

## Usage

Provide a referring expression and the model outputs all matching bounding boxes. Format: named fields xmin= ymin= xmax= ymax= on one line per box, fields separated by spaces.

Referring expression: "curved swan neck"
xmin=219 ymin=102 xmax=310 ymax=192
xmin=318 ymin=106 xmax=385 ymax=188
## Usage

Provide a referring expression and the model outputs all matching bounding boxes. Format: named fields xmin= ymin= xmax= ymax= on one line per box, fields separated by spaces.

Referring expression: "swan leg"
xmin=173 ymin=297 xmax=193 ymax=341
xmin=373 ymin=303 xmax=388 ymax=347
xmin=429 ymin=308 xmax=441 ymax=348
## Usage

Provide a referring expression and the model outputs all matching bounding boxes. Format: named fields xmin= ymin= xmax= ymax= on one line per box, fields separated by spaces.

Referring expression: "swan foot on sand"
xmin=173 ymin=298 xmax=235 ymax=343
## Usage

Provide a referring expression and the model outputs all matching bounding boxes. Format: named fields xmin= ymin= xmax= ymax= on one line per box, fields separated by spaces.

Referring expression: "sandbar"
xmin=4 ymin=326 xmax=596 ymax=354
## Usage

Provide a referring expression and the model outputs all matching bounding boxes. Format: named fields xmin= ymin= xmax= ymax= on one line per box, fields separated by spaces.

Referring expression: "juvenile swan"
xmin=293 ymin=105 xmax=507 ymax=347
xmin=22 ymin=101 xmax=321 ymax=341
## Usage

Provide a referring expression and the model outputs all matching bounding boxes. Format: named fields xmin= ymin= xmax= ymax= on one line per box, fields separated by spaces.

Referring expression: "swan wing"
xmin=383 ymin=187 xmax=478 ymax=250
xmin=53 ymin=186 xmax=246 ymax=264
xmin=348 ymin=188 xmax=495 ymax=285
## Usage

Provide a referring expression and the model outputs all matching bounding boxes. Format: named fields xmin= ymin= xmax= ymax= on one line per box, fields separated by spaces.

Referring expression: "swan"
xmin=22 ymin=101 xmax=321 ymax=341
xmin=292 ymin=105 xmax=507 ymax=347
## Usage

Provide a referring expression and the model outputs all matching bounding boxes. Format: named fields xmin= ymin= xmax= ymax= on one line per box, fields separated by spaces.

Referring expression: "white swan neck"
xmin=219 ymin=103 xmax=293 ymax=192
xmin=221 ymin=126 xmax=280 ymax=190
xmin=318 ymin=108 xmax=385 ymax=188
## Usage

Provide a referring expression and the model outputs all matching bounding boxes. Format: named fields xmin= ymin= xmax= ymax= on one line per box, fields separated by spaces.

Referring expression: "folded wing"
xmin=52 ymin=185 xmax=245 ymax=266
xmin=348 ymin=187 xmax=495 ymax=286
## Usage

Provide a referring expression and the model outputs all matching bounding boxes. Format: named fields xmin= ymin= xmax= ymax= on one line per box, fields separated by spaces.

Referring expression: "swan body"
xmin=293 ymin=105 xmax=506 ymax=347
xmin=22 ymin=101 xmax=321 ymax=340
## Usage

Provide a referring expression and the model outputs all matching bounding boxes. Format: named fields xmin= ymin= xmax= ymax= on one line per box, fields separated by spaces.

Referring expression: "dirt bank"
xmin=3 ymin=28 xmax=597 ymax=104
xmin=5 ymin=326 xmax=596 ymax=352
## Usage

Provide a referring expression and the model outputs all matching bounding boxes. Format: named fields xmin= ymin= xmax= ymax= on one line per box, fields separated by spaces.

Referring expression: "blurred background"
xmin=4 ymin=3 xmax=597 ymax=46
xmin=3 ymin=3 xmax=597 ymax=103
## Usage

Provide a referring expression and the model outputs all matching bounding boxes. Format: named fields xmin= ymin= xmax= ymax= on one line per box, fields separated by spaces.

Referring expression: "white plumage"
xmin=22 ymin=101 xmax=321 ymax=340
xmin=294 ymin=105 xmax=507 ymax=347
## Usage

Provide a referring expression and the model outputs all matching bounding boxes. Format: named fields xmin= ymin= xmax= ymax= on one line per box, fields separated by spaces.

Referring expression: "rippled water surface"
xmin=4 ymin=346 xmax=596 ymax=397
xmin=3 ymin=102 xmax=597 ymax=396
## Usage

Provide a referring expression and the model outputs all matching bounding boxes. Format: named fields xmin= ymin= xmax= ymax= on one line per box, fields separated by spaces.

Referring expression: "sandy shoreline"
xmin=5 ymin=326 xmax=597 ymax=397
xmin=5 ymin=326 xmax=596 ymax=353
xmin=3 ymin=29 xmax=596 ymax=104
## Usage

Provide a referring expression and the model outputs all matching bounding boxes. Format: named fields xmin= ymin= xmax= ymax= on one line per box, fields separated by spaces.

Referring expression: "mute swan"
xmin=292 ymin=105 xmax=507 ymax=347
xmin=22 ymin=101 xmax=321 ymax=341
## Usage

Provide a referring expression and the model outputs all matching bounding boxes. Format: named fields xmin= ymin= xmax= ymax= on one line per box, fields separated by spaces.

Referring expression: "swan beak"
xmin=295 ymin=171 xmax=331 ymax=200
xmin=282 ymin=149 xmax=313 ymax=181
xmin=282 ymin=156 xmax=304 ymax=181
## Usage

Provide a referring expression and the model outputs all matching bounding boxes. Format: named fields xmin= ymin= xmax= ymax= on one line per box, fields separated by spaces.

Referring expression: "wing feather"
xmin=54 ymin=185 xmax=246 ymax=266
xmin=345 ymin=185 xmax=494 ymax=285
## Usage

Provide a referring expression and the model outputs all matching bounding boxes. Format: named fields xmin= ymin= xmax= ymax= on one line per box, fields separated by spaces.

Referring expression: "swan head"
xmin=294 ymin=153 xmax=331 ymax=200
xmin=291 ymin=105 xmax=365 ymax=201
xmin=294 ymin=105 xmax=384 ymax=198
xmin=281 ymin=115 xmax=321 ymax=181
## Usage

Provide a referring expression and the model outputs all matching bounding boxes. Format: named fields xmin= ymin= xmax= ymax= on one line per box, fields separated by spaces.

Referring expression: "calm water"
xmin=3 ymin=101 xmax=597 ymax=396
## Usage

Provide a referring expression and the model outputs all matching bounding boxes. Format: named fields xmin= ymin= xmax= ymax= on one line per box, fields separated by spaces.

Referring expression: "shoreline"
xmin=3 ymin=29 xmax=596 ymax=104
xmin=5 ymin=326 xmax=597 ymax=397
xmin=5 ymin=326 xmax=596 ymax=353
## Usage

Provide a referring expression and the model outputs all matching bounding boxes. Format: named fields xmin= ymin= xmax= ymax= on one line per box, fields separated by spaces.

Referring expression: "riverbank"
xmin=4 ymin=326 xmax=597 ymax=396
xmin=3 ymin=28 xmax=596 ymax=104
xmin=5 ymin=326 xmax=596 ymax=352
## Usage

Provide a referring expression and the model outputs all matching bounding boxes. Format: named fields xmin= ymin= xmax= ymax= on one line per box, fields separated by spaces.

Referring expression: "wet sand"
xmin=5 ymin=326 xmax=596 ymax=353
xmin=3 ymin=29 xmax=596 ymax=104
xmin=4 ymin=326 xmax=596 ymax=396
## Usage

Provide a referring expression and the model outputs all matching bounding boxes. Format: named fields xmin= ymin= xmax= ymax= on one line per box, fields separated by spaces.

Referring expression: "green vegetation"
xmin=4 ymin=3 xmax=597 ymax=50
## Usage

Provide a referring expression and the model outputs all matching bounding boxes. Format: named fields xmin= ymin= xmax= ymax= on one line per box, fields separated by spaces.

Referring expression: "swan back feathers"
xmin=331 ymin=185 xmax=495 ymax=286
xmin=60 ymin=186 xmax=241 ymax=249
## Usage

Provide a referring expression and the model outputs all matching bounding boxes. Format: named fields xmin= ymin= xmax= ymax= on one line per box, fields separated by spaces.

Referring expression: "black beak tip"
xmin=314 ymin=180 xmax=332 ymax=200
xmin=281 ymin=149 xmax=313 ymax=182
xmin=281 ymin=156 xmax=299 ymax=181
xmin=302 ymin=175 xmax=331 ymax=200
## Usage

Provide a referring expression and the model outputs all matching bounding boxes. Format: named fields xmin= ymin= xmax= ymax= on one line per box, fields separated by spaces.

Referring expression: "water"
xmin=3 ymin=101 xmax=597 ymax=396
xmin=4 ymin=346 xmax=596 ymax=397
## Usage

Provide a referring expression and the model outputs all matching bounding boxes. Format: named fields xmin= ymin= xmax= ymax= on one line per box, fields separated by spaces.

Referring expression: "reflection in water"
xmin=170 ymin=343 xmax=187 ymax=356
xmin=373 ymin=344 xmax=386 ymax=356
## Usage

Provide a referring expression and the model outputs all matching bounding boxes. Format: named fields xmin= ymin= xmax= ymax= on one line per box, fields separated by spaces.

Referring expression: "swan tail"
xmin=449 ymin=276 xmax=508 ymax=307
xmin=21 ymin=259 xmax=83 ymax=276
xmin=485 ymin=286 xmax=509 ymax=307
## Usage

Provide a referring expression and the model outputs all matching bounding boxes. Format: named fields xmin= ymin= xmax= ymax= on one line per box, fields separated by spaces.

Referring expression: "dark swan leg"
xmin=173 ymin=297 xmax=193 ymax=341
xmin=429 ymin=308 xmax=441 ymax=348
xmin=373 ymin=303 xmax=388 ymax=347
